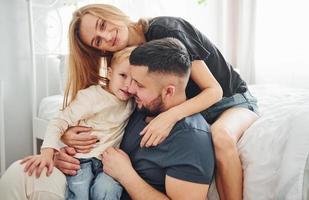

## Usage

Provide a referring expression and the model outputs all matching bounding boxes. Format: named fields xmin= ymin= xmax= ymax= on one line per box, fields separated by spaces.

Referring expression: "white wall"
xmin=255 ymin=0 xmax=309 ymax=88
xmin=0 ymin=0 xmax=33 ymax=167
xmin=0 ymin=80 xmax=5 ymax=175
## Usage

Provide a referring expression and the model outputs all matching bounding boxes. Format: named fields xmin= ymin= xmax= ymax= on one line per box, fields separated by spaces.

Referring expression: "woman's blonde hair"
xmin=64 ymin=4 xmax=137 ymax=108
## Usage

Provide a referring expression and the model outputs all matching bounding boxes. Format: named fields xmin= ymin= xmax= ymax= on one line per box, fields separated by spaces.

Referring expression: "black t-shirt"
xmin=145 ymin=16 xmax=248 ymax=98
xmin=120 ymin=110 xmax=215 ymax=200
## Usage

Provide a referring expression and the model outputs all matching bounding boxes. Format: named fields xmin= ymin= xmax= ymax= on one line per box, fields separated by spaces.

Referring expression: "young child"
xmin=21 ymin=47 xmax=135 ymax=200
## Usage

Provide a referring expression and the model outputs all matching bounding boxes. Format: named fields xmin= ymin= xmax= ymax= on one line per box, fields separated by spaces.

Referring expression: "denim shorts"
xmin=201 ymin=90 xmax=259 ymax=124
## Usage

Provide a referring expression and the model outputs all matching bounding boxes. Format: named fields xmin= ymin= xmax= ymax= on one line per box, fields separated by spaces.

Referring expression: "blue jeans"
xmin=201 ymin=90 xmax=259 ymax=124
xmin=65 ymin=158 xmax=122 ymax=200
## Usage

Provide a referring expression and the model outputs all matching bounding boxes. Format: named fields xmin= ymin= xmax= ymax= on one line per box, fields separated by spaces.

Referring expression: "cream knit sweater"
xmin=41 ymin=85 xmax=134 ymax=159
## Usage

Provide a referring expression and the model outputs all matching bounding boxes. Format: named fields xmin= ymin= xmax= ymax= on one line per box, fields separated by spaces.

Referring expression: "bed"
xmin=33 ymin=55 xmax=309 ymax=199
xmin=208 ymin=85 xmax=309 ymax=200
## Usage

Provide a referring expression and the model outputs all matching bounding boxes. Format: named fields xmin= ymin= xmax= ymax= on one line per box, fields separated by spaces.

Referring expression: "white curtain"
xmin=215 ymin=0 xmax=309 ymax=88
xmin=216 ymin=0 xmax=257 ymax=84
xmin=235 ymin=0 xmax=257 ymax=84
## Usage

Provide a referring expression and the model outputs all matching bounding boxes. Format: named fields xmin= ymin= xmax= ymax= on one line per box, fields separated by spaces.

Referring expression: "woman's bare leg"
xmin=211 ymin=107 xmax=258 ymax=200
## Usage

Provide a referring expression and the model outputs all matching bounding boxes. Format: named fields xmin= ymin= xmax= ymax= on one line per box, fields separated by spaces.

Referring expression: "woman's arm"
xmin=140 ymin=60 xmax=223 ymax=147
xmin=171 ymin=59 xmax=223 ymax=120
xmin=55 ymin=126 xmax=98 ymax=175
xmin=61 ymin=126 xmax=97 ymax=153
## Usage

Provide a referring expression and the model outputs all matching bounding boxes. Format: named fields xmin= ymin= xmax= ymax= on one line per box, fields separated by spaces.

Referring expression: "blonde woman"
xmin=21 ymin=47 xmax=135 ymax=200
xmin=63 ymin=4 xmax=259 ymax=199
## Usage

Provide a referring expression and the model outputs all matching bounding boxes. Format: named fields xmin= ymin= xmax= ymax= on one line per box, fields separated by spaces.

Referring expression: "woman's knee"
xmin=0 ymin=160 xmax=26 ymax=199
xmin=1 ymin=160 xmax=66 ymax=199
xmin=1 ymin=160 xmax=25 ymax=184
xmin=6 ymin=160 xmax=24 ymax=172
xmin=211 ymin=125 xmax=237 ymax=156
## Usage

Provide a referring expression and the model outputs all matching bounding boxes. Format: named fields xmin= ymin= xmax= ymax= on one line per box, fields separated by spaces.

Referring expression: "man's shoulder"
xmin=173 ymin=113 xmax=210 ymax=135
xmin=163 ymin=113 xmax=212 ymax=149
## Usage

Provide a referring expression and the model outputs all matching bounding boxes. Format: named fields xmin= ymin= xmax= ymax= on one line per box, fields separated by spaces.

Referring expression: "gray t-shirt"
xmin=120 ymin=110 xmax=215 ymax=200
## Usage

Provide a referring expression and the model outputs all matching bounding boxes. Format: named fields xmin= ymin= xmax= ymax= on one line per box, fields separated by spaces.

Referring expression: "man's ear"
xmin=162 ymin=84 xmax=176 ymax=102
xmin=107 ymin=67 xmax=112 ymax=80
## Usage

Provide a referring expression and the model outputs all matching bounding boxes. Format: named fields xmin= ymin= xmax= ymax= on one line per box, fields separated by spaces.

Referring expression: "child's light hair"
xmin=111 ymin=46 xmax=136 ymax=67
xmin=100 ymin=46 xmax=136 ymax=86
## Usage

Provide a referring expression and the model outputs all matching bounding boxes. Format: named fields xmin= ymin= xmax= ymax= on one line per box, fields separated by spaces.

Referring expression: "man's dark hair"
xmin=129 ymin=38 xmax=191 ymax=77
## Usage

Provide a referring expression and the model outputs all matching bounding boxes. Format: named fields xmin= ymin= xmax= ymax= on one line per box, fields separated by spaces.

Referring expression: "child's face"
xmin=107 ymin=59 xmax=133 ymax=101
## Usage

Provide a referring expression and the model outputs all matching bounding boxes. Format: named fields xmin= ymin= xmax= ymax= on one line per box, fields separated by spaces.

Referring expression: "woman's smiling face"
xmin=79 ymin=14 xmax=129 ymax=52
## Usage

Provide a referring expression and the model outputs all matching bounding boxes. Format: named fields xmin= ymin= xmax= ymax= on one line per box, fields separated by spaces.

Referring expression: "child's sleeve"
xmin=41 ymin=87 xmax=97 ymax=151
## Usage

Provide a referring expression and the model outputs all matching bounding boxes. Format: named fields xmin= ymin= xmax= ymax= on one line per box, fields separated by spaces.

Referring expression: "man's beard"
xmin=136 ymin=95 xmax=164 ymax=117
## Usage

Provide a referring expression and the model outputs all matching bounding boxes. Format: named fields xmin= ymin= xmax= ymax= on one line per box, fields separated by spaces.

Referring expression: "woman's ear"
xmin=107 ymin=67 xmax=113 ymax=80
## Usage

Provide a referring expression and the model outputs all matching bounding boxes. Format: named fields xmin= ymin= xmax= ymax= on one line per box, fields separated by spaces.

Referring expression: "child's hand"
xmin=20 ymin=149 xmax=54 ymax=178
xmin=140 ymin=110 xmax=178 ymax=148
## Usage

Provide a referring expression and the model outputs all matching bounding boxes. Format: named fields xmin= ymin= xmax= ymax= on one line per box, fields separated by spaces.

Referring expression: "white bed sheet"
xmin=208 ymin=84 xmax=309 ymax=199
xmin=37 ymin=85 xmax=309 ymax=199
xmin=241 ymin=85 xmax=309 ymax=200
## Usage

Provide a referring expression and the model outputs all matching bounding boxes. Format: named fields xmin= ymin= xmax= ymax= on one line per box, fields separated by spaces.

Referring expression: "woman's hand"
xmin=20 ymin=148 xmax=54 ymax=178
xmin=54 ymin=147 xmax=80 ymax=175
xmin=61 ymin=126 xmax=97 ymax=153
xmin=140 ymin=109 xmax=179 ymax=147
xmin=101 ymin=147 xmax=134 ymax=183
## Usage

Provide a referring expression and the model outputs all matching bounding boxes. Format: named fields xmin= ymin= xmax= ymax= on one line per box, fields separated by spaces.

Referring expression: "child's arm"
xmin=42 ymin=87 xmax=98 ymax=151
xmin=20 ymin=148 xmax=55 ymax=178
xmin=140 ymin=60 xmax=223 ymax=147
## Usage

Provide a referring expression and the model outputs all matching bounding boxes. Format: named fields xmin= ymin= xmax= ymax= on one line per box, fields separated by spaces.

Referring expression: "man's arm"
xmin=55 ymin=126 xmax=97 ymax=175
xmin=165 ymin=175 xmax=208 ymax=200
xmin=119 ymin=168 xmax=170 ymax=200
xmin=54 ymin=146 xmax=80 ymax=175
xmin=102 ymin=147 xmax=170 ymax=200
xmin=120 ymin=172 xmax=209 ymax=200
xmin=102 ymin=147 xmax=209 ymax=200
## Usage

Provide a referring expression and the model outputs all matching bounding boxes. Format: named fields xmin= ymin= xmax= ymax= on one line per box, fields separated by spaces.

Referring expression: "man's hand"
xmin=54 ymin=147 xmax=80 ymax=175
xmin=61 ymin=126 xmax=97 ymax=153
xmin=101 ymin=147 xmax=134 ymax=183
